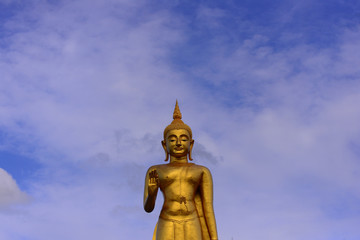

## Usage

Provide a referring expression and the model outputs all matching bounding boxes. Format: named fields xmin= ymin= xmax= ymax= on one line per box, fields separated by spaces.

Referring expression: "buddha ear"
xmin=188 ymin=139 xmax=194 ymax=161
xmin=161 ymin=140 xmax=169 ymax=161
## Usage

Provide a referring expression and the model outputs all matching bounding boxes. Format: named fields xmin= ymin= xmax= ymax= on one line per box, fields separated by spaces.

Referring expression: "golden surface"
xmin=144 ymin=102 xmax=218 ymax=240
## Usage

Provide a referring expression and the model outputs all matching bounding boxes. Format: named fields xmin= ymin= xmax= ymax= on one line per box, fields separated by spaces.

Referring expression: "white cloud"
xmin=0 ymin=163 xmax=157 ymax=240
xmin=0 ymin=0 xmax=191 ymax=163
xmin=0 ymin=168 xmax=28 ymax=208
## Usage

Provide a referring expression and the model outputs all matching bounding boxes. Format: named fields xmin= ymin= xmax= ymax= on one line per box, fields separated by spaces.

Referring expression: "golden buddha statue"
xmin=144 ymin=101 xmax=218 ymax=240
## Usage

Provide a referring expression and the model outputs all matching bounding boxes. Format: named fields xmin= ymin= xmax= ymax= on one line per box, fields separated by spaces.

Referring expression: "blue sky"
xmin=1 ymin=0 xmax=360 ymax=239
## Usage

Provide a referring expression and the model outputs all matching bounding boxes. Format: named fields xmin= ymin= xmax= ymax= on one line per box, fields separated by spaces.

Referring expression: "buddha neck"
xmin=169 ymin=155 xmax=188 ymax=164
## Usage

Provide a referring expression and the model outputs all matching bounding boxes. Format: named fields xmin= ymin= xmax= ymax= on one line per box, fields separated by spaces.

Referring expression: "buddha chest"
xmin=158 ymin=165 xmax=202 ymax=189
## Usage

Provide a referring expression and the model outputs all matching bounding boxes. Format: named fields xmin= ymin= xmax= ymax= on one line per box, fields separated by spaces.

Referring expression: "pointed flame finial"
xmin=173 ymin=100 xmax=182 ymax=120
xmin=163 ymin=100 xmax=192 ymax=139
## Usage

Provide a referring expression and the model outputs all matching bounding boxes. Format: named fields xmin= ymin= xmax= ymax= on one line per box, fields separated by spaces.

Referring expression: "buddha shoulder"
xmin=146 ymin=164 xmax=168 ymax=172
xmin=190 ymin=163 xmax=210 ymax=171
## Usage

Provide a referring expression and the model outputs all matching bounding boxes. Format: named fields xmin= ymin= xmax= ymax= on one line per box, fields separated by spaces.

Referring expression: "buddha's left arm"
xmin=200 ymin=167 xmax=218 ymax=240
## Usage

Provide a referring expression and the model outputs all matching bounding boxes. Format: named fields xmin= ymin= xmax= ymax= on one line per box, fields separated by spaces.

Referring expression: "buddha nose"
xmin=176 ymin=139 xmax=181 ymax=146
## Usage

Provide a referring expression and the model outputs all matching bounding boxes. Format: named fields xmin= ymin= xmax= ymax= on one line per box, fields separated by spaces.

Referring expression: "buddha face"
xmin=162 ymin=129 xmax=194 ymax=158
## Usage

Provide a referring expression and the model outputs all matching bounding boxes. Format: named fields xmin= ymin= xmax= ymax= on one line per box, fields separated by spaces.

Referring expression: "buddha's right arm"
xmin=144 ymin=167 xmax=158 ymax=212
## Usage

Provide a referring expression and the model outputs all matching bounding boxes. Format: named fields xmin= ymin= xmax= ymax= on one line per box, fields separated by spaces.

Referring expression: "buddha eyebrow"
xmin=167 ymin=134 xmax=189 ymax=139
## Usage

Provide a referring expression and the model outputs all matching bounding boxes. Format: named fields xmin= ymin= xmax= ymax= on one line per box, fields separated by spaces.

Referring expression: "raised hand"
xmin=148 ymin=169 xmax=159 ymax=195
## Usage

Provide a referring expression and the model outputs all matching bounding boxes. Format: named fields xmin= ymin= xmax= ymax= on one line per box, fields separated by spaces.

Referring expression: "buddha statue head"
xmin=162 ymin=100 xmax=194 ymax=161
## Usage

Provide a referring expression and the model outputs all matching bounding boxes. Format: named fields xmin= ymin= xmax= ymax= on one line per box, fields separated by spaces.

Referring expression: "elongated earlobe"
xmin=189 ymin=139 xmax=194 ymax=161
xmin=161 ymin=140 xmax=169 ymax=161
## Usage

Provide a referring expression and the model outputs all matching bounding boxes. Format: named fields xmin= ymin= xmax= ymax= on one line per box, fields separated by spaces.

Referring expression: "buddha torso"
xmin=150 ymin=163 xmax=204 ymax=221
